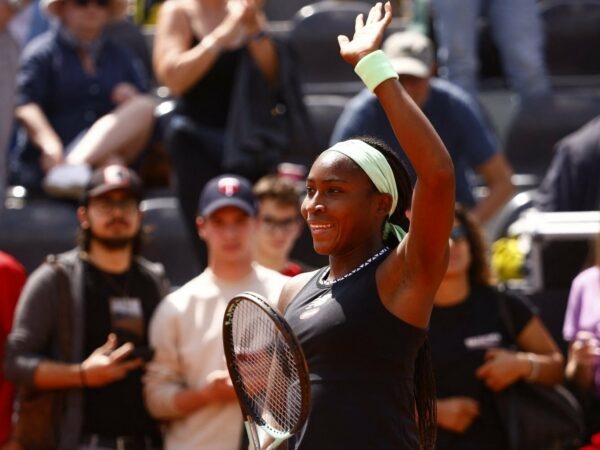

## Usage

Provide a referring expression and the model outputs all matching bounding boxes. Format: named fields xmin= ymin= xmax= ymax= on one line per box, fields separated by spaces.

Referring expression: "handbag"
xmin=495 ymin=289 xmax=584 ymax=450
xmin=11 ymin=259 xmax=72 ymax=450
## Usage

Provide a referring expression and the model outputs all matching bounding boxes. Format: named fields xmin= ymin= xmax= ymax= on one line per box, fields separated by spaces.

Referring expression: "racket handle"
xmin=245 ymin=420 xmax=261 ymax=450
xmin=265 ymin=437 xmax=285 ymax=450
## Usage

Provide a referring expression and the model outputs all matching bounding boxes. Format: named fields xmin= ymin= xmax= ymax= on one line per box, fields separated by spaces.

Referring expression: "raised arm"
xmin=338 ymin=2 xmax=455 ymax=326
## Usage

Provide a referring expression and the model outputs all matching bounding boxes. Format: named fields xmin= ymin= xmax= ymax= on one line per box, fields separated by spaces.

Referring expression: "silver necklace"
xmin=320 ymin=246 xmax=390 ymax=286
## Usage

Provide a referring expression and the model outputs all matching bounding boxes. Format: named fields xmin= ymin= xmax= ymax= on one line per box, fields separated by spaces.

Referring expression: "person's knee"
xmin=119 ymin=94 xmax=158 ymax=119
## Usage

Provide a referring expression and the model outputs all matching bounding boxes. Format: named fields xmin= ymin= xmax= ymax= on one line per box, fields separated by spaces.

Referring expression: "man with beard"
xmin=4 ymin=164 xmax=168 ymax=449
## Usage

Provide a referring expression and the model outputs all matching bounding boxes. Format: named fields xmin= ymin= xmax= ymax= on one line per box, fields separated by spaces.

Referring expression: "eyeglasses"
xmin=259 ymin=215 xmax=299 ymax=232
xmin=450 ymin=226 xmax=468 ymax=242
xmin=71 ymin=0 xmax=110 ymax=8
xmin=90 ymin=197 xmax=139 ymax=214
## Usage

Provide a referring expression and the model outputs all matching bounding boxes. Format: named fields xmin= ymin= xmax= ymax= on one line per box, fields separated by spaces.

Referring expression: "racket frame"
xmin=223 ymin=291 xmax=311 ymax=450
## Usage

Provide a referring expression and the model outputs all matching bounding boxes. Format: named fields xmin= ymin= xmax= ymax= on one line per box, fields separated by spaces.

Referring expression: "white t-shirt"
xmin=144 ymin=263 xmax=289 ymax=450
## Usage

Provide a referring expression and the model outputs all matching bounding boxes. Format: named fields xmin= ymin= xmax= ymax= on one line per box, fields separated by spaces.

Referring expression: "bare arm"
xmin=154 ymin=0 xmax=278 ymax=96
xmin=470 ymin=152 xmax=514 ymax=225
xmin=476 ymin=316 xmax=564 ymax=391
xmin=153 ymin=2 xmax=219 ymax=96
xmin=337 ymin=2 xmax=455 ymax=327
xmin=153 ymin=1 xmax=243 ymax=96
xmin=15 ymin=103 xmax=63 ymax=172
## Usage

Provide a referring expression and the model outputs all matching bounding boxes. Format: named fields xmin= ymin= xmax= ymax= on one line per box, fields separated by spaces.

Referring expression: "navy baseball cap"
xmin=198 ymin=174 xmax=257 ymax=217
xmin=84 ymin=165 xmax=142 ymax=202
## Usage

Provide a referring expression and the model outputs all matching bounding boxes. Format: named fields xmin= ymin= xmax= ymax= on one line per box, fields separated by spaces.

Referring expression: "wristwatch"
xmin=5 ymin=0 xmax=26 ymax=12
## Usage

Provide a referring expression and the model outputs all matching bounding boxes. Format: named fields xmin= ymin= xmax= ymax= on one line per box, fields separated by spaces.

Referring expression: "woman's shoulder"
xmin=157 ymin=0 xmax=194 ymax=24
xmin=572 ymin=265 xmax=600 ymax=285
xmin=278 ymin=269 xmax=321 ymax=313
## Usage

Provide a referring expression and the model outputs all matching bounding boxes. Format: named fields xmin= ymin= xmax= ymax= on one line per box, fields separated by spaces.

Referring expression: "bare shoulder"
xmin=277 ymin=270 xmax=318 ymax=314
xmin=158 ymin=0 xmax=186 ymax=18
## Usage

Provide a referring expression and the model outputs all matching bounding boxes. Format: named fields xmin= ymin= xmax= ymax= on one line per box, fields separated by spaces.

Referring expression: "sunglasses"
xmin=450 ymin=226 xmax=468 ymax=242
xmin=259 ymin=215 xmax=299 ymax=232
xmin=72 ymin=0 xmax=110 ymax=8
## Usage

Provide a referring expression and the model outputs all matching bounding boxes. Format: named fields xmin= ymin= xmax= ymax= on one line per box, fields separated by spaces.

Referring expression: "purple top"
xmin=563 ymin=265 xmax=600 ymax=397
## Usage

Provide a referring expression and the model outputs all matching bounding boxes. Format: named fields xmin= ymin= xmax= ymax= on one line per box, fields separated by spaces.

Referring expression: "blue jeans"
xmin=431 ymin=0 xmax=551 ymax=102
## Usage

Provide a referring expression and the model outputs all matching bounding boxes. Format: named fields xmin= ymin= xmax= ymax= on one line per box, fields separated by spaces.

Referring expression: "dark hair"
xmin=353 ymin=136 xmax=436 ymax=449
xmin=454 ymin=204 xmax=493 ymax=286
xmin=253 ymin=175 xmax=301 ymax=209
xmin=77 ymin=223 xmax=146 ymax=256
xmin=354 ymin=136 xmax=412 ymax=245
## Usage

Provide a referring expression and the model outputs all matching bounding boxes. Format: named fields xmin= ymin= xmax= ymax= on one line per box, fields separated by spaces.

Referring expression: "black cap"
xmin=198 ymin=174 xmax=256 ymax=217
xmin=84 ymin=165 xmax=142 ymax=202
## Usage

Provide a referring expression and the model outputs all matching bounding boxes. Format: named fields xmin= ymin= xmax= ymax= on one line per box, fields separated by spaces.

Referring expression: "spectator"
xmin=430 ymin=0 xmax=551 ymax=104
xmin=330 ymin=30 xmax=514 ymax=225
xmin=429 ymin=205 xmax=564 ymax=449
xmin=9 ymin=0 xmax=156 ymax=199
xmin=0 ymin=251 xmax=26 ymax=446
xmin=144 ymin=174 xmax=288 ymax=450
xmin=563 ymin=234 xmax=600 ymax=440
xmin=4 ymin=165 xmax=168 ymax=449
xmin=0 ymin=0 xmax=48 ymax=211
xmin=535 ymin=116 xmax=600 ymax=212
xmin=253 ymin=174 xmax=312 ymax=276
xmin=153 ymin=0 xmax=314 ymax=268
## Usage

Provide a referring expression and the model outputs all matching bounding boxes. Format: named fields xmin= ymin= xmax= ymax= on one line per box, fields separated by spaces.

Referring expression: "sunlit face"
xmin=256 ymin=199 xmax=302 ymax=261
xmin=197 ymin=206 xmax=255 ymax=264
xmin=445 ymin=219 xmax=471 ymax=278
xmin=301 ymin=151 xmax=385 ymax=256
xmin=79 ymin=190 xmax=142 ymax=248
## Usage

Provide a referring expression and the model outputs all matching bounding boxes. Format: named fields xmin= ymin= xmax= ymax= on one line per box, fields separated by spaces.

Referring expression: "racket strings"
xmin=231 ymin=301 xmax=304 ymax=434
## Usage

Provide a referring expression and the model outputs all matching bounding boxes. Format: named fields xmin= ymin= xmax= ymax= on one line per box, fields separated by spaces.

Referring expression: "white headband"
xmin=325 ymin=140 xmax=406 ymax=241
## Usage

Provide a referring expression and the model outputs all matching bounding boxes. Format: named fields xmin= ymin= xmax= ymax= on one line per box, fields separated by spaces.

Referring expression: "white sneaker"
xmin=43 ymin=163 xmax=92 ymax=200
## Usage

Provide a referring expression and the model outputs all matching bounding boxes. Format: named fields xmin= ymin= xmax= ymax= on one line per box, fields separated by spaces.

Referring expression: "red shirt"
xmin=0 ymin=252 xmax=26 ymax=443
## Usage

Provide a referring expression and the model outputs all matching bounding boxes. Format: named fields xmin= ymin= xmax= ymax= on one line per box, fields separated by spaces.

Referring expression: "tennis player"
xmin=278 ymin=2 xmax=455 ymax=449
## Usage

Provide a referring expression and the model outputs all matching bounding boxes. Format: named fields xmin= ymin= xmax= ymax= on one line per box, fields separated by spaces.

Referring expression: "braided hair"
xmin=355 ymin=135 xmax=437 ymax=450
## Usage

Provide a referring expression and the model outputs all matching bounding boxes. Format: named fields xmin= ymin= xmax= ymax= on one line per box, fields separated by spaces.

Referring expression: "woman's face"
xmin=301 ymin=151 xmax=384 ymax=256
xmin=445 ymin=219 xmax=471 ymax=278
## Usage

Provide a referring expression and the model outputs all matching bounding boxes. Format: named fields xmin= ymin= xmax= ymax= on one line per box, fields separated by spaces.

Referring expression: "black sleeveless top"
xmin=175 ymin=37 xmax=242 ymax=127
xmin=284 ymin=249 xmax=427 ymax=450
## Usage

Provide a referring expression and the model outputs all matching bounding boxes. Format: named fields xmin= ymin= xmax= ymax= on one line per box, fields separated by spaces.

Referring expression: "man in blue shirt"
xmin=331 ymin=31 xmax=514 ymax=225
xmin=535 ymin=115 xmax=600 ymax=212
xmin=10 ymin=0 xmax=155 ymax=199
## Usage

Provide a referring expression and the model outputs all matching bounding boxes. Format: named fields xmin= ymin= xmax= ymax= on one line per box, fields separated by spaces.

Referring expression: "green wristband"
xmin=354 ymin=50 xmax=399 ymax=92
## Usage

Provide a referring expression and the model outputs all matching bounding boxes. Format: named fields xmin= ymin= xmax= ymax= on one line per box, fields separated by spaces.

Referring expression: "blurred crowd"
xmin=1 ymin=0 xmax=600 ymax=448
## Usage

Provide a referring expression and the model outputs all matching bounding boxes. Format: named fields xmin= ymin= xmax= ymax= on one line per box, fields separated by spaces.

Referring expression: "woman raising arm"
xmin=278 ymin=3 xmax=455 ymax=449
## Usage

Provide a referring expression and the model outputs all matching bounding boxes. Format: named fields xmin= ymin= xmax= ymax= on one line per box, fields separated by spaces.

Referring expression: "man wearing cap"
xmin=4 ymin=164 xmax=168 ymax=449
xmin=9 ymin=0 xmax=155 ymax=199
xmin=331 ymin=30 xmax=514 ymax=226
xmin=144 ymin=174 xmax=289 ymax=450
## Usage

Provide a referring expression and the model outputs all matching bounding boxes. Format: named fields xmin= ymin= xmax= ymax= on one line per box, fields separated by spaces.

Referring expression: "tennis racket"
xmin=223 ymin=291 xmax=311 ymax=450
